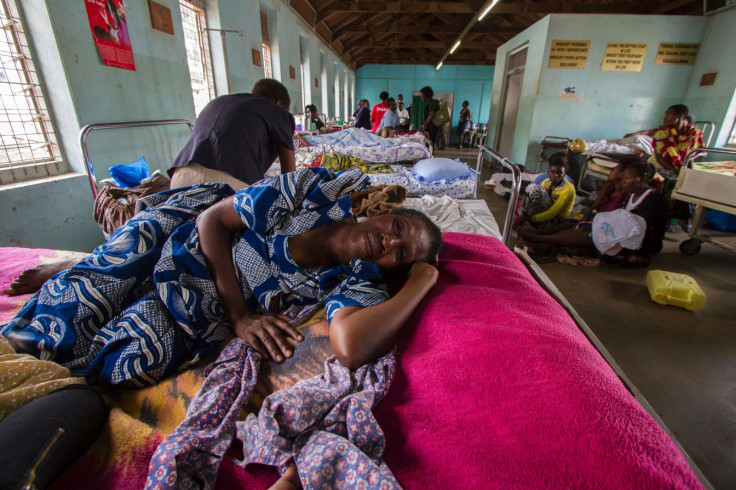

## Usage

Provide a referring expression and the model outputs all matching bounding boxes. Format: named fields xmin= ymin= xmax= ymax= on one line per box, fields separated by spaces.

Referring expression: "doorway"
xmin=496 ymin=45 xmax=527 ymax=158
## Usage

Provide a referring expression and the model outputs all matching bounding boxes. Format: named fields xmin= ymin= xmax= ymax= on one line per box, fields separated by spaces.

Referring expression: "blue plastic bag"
xmin=109 ymin=156 xmax=149 ymax=188
xmin=704 ymin=210 xmax=736 ymax=233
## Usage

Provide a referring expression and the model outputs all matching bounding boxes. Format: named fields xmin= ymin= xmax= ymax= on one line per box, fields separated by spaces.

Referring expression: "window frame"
xmin=0 ymin=0 xmax=64 ymax=186
xmin=179 ymin=0 xmax=215 ymax=116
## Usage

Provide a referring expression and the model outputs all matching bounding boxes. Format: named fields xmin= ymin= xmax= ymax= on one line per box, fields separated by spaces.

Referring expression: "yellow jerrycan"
xmin=645 ymin=270 xmax=706 ymax=311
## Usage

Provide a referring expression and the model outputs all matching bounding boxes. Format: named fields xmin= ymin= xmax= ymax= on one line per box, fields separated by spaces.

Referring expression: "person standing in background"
xmin=370 ymin=91 xmax=390 ymax=133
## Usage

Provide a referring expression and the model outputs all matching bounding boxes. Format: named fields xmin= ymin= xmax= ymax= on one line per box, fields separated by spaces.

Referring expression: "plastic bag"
xmin=109 ymin=156 xmax=150 ymax=188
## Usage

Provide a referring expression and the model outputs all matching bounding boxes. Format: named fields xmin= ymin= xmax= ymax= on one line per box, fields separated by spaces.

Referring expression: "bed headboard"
xmin=79 ymin=119 xmax=193 ymax=199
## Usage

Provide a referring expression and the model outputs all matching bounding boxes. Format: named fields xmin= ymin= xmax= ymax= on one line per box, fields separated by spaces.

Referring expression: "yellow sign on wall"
xmin=548 ymin=40 xmax=591 ymax=69
xmin=655 ymin=43 xmax=699 ymax=65
xmin=602 ymin=42 xmax=648 ymax=72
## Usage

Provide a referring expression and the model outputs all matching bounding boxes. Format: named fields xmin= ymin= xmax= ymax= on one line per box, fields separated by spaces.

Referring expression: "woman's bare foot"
xmin=268 ymin=463 xmax=301 ymax=490
xmin=6 ymin=259 xmax=79 ymax=296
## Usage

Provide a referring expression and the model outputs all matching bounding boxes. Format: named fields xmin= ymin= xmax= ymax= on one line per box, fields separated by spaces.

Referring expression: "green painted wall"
xmin=0 ymin=0 xmax=353 ymax=251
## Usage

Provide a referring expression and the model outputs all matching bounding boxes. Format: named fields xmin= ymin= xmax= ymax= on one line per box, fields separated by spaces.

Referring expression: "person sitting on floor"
xmin=586 ymin=155 xmax=640 ymax=214
xmin=514 ymin=155 xmax=576 ymax=230
xmin=517 ymin=163 xmax=667 ymax=268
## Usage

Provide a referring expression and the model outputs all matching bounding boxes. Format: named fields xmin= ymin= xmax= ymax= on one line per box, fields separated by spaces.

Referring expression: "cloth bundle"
xmin=93 ymin=172 xmax=171 ymax=237
xmin=350 ymin=184 xmax=407 ymax=217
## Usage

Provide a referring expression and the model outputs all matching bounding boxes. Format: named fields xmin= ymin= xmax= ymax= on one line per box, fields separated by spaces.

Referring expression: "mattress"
xmin=674 ymin=160 xmax=736 ymax=209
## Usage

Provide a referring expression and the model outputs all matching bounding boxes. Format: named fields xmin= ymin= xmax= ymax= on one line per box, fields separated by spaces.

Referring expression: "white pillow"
xmin=411 ymin=158 xmax=472 ymax=183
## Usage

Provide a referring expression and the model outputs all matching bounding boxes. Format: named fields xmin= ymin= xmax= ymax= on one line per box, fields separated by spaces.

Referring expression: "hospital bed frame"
xmin=474 ymin=143 xmax=708 ymax=486
xmin=477 ymin=142 xmax=709 ymax=486
xmin=672 ymin=147 xmax=736 ymax=256
xmin=79 ymin=119 xmax=193 ymax=200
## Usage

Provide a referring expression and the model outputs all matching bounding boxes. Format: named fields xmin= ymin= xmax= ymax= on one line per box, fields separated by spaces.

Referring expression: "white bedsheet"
xmin=403 ymin=195 xmax=501 ymax=239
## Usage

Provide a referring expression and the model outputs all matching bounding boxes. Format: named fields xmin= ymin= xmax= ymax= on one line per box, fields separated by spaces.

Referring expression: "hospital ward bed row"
xmin=0 ymin=122 xmax=709 ymax=488
xmin=539 ymin=121 xmax=716 ymax=195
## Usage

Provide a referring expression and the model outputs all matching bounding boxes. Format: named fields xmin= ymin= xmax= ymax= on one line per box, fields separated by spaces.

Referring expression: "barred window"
xmin=0 ymin=0 xmax=64 ymax=185
xmin=179 ymin=0 xmax=215 ymax=115
xmin=727 ymin=120 xmax=736 ymax=148
xmin=260 ymin=7 xmax=272 ymax=79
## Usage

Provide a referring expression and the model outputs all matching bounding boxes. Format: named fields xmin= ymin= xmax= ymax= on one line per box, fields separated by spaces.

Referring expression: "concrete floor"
xmin=439 ymin=147 xmax=736 ymax=489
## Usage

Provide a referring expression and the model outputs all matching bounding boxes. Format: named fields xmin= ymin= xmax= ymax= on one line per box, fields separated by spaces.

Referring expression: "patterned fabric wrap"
xmin=652 ymin=123 xmax=704 ymax=170
xmin=2 ymin=169 xmax=388 ymax=386
xmin=320 ymin=153 xmax=394 ymax=174
xmin=520 ymin=183 xmax=552 ymax=217
xmin=302 ymin=128 xmax=401 ymax=148
xmin=368 ymin=166 xmax=476 ymax=199
xmin=1 ymin=183 xmax=233 ymax=387
xmin=304 ymin=143 xmax=430 ymax=164
xmin=236 ymin=352 xmax=400 ymax=489
xmin=145 ymin=338 xmax=260 ymax=490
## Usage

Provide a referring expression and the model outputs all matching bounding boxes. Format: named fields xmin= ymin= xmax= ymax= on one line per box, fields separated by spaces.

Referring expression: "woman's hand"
xmin=408 ymin=261 xmax=439 ymax=284
xmin=233 ymin=312 xmax=304 ymax=362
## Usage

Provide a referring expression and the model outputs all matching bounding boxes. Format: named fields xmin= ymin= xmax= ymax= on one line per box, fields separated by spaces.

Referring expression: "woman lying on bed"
xmin=1 ymin=168 xmax=441 ymax=387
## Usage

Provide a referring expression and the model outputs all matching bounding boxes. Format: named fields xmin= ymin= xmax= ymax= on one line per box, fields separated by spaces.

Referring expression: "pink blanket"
xmin=0 ymin=239 xmax=702 ymax=488
xmin=377 ymin=232 xmax=701 ymax=488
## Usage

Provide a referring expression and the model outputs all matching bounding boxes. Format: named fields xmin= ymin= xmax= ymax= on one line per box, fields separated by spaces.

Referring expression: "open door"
xmin=496 ymin=45 xmax=527 ymax=157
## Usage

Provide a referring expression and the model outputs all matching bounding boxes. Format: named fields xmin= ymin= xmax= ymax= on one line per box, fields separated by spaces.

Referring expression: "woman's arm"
xmin=533 ymin=184 xmax=575 ymax=223
xmin=328 ymin=262 xmax=438 ymax=370
xmin=197 ymin=198 xmax=302 ymax=362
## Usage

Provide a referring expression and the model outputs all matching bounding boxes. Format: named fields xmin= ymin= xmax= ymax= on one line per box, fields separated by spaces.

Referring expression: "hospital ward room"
xmin=2 ymin=0 xmax=736 ymax=489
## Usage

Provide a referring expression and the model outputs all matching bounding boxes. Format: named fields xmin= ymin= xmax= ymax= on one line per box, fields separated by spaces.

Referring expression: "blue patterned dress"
xmin=1 ymin=168 xmax=388 ymax=387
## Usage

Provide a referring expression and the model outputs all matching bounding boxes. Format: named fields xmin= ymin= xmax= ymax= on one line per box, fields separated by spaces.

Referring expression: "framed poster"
xmin=602 ymin=42 xmax=647 ymax=72
xmin=85 ymin=0 xmax=135 ymax=70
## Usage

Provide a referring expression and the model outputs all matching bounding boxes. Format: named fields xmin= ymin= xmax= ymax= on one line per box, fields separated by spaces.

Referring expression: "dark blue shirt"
xmin=354 ymin=106 xmax=371 ymax=130
xmin=170 ymin=93 xmax=295 ymax=185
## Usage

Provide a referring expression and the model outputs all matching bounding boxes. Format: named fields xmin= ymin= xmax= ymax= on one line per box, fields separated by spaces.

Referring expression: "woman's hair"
xmin=252 ymin=79 xmax=291 ymax=107
xmin=668 ymin=104 xmax=689 ymax=117
xmin=462 ymin=100 xmax=469 ymax=106
xmin=617 ymin=155 xmax=643 ymax=169
xmin=419 ymin=86 xmax=434 ymax=98
xmin=387 ymin=97 xmax=395 ymax=105
xmin=624 ymin=162 xmax=651 ymax=179
xmin=379 ymin=91 xmax=389 ymax=100
xmin=685 ymin=113 xmax=695 ymax=125
xmin=390 ymin=208 xmax=443 ymax=263
xmin=305 ymin=104 xmax=318 ymax=113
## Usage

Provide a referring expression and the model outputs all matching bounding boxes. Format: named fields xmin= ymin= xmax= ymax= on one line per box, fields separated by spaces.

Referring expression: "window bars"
xmin=0 ymin=0 xmax=63 ymax=185
xmin=179 ymin=0 xmax=214 ymax=115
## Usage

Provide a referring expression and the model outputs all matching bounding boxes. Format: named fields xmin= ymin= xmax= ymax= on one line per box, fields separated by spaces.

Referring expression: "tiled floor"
xmin=438 ymin=146 xmax=736 ymax=489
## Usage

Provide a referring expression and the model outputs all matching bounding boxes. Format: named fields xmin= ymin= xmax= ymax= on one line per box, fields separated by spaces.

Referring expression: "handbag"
xmin=93 ymin=172 xmax=170 ymax=237
xmin=432 ymin=105 xmax=451 ymax=127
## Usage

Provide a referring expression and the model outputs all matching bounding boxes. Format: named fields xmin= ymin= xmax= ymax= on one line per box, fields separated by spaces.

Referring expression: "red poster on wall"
xmin=85 ymin=0 xmax=135 ymax=71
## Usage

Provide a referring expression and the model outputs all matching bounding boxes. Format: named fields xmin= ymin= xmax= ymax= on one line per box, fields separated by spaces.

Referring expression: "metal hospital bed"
xmin=79 ymin=119 xmax=193 ymax=199
xmin=672 ymin=146 xmax=736 ymax=256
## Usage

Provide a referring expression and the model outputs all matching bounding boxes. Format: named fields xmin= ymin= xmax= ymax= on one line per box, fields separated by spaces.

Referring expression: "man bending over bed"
xmin=7 ymin=79 xmax=297 ymax=296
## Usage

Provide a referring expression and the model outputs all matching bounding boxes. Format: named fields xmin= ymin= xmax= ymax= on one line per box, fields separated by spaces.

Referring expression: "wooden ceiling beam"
xmin=331 ymin=24 xmax=522 ymax=34
xmin=316 ymin=2 xmax=475 ymax=14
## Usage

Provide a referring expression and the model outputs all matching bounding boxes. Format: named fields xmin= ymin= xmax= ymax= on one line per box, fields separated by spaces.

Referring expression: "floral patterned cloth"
xmin=146 ymin=337 xmax=400 ymax=489
xmin=145 ymin=338 xmax=260 ymax=489
xmin=652 ymin=122 xmax=704 ymax=171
